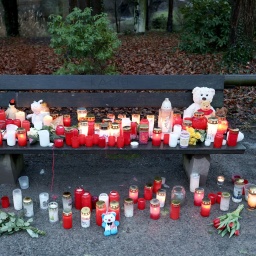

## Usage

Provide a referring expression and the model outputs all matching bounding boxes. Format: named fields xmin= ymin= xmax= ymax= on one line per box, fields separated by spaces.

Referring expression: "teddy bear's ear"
xmin=192 ymin=87 xmax=200 ymax=94
xmin=209 ymin=88 xmax=215 ymax=96
xmin=112 ymin=212 xmax=116 ymax=217
xmin=102 ymin=214 xmax=105 ymax=219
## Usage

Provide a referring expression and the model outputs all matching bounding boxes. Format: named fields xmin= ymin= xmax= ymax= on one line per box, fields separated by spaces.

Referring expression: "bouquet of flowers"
xmin=27 ymin=128 xmax=39 ymax=145
xmin=186 ymin=127 xmax=206 ymax=145
xmin=210 ymin=204 xmax=244 ymax=237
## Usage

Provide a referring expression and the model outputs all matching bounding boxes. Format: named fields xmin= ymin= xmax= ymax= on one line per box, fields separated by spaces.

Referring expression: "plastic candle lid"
xmin=130 ymin=141 xmax=139 ymax=148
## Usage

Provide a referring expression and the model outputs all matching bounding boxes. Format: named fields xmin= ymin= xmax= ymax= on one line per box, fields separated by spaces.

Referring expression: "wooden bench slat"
xmin=0 ymin=75 xmax=224 ymax=90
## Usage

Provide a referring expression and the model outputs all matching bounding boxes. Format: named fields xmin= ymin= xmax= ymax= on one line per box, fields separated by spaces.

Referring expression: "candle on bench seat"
xmin=17 ymin=128 xmax=27 ymax=147
xmin=63 ymin=114 xmax=71 ymax=127
xmin=152 ymin=127 xmax=162 ymax=146
xmin=21 ymin=120 xmax=30 ymax=132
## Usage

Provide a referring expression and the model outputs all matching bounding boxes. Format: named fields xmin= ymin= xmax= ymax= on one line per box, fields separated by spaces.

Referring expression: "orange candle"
xmin=17 ymin=128 xmax=27 ymax=147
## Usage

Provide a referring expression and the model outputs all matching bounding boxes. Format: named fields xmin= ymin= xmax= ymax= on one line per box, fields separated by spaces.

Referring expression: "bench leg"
xmin=0 ymin=154 xmax=24 ymax=184
xmin=183 ymin=154 xmax=211 ymax=186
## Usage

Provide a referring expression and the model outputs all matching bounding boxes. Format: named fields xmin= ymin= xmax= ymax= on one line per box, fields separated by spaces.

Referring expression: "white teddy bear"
xmin=183 ymin=87 xmax=216 ymax=119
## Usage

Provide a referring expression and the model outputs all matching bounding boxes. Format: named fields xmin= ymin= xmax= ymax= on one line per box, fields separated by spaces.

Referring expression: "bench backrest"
xmin=0 ymin=75 xmax=224 ymax=109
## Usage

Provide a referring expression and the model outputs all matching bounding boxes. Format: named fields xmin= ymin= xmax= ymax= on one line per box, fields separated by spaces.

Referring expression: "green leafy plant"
xmin=48 ymin=7 xmax=121 ymax=75
xmin=210 ymin=204 xmax=244 ymax=238
xmin=0 ymin=211 xmax=45 ymax=238
xmin=180 ymin=0 xmax=231 ymax=53
xmin=151 ymin=14 xmax=167 ymax=30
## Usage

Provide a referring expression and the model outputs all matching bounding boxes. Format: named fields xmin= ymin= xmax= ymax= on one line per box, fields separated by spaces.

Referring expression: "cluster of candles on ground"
xmin=0 ymin=98 xmax=240 ymax=148
xmin=189 ymin=172 xmax=256 ymax=217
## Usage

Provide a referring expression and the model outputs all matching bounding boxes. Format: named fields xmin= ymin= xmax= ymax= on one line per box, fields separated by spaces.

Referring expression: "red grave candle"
xmin=150 ymin=199 xmax=160 ymax=220
xmin=91 ymin=196 xmax=98 ymax=209
xmin=109 ymin=200 xmax=120 ymax=221
xmin=144 ymin=183 xmax=153 ymax=200
xmin=85 ymin=135 xmax=93 ymax=147
xmin=0 ymin=132 xmax=2 ymax=146
xmin=62 ymin=211 xmax=72 ymax=229
xmin=123 ymin=126 xmax=131 ymax=146
xmin=0 ymin=120 xmax=6 ymax=130
xmin=6 ymin=119 xmax=14 ymax=125
xmin=129 ymin=185 xmax=139 ymax=204
xmin=131 ymin=122 xmax=137 ymax=139
xmin=65 ymin=128 xmax=73 ymax=146
xmin=13 ymin=119 xmax=21 ymax=127
xmin=1 ymin=196 xmax=10 ymax=208
xmin=227 ymin=128 xmax=239 ymax=147
xmin=116 ymin=136 xmax=124 ymax=148
xmin=17 ymin=128 xmax=27 ymax=147
xmin=200 ymin=199 xmax=211 ymax=217
xmin=96 ymin=201 xmax=106 ymax=226
xmin=173 ymin=112 xmax=183 ymax=127
xmin=109 ymin=190 xmax=120 ymax=202
xmin=192 ymin=112 xmax=207 ymax=130
xmin=75 ymin=188 xmax=85 ymax=210
xmin=208 ymin=193 xmax=216 ymax=205
xmin=54 ymin=138 xmax=64 ymax=148
xmin=92 ymin=134 xmax=99 ymax=145
xmin=194 ymin=187 xmax=204 ymax=206
xmin=138 ymin=198 xmax=146 ymax=210
xmin=21 ymin=120 xmax=30 ymax=132
xmin=153 ymin=177 xmax=162 ymax=194
xmin=0 ymin=109 xmax=6 ymax=120
xmin=98 ymin=136 xmax=106 ymax=148
xmin=71 ymin=136 xmax=80 ymax=148
xmin=56 ymin=125 xmax=65 ymax=136
xmin=216 ymin=191 xmax=222 ymax=204
xmin=163 ymin=134 xmax=169 ymax=145
xmin=81 ymin=191 xmax=92 ymax=211
xmin=152 ymin=127 xmax=162 ymax=146
xmin=79 ymin=134 xmax=86 ymax=145
xmin=170 ymin=200 xmax=180 ymax=220
xmin=63 ymin=115 xmax=71 ymax=127
xmin=108 ymin=135 xmax=116 ymax=147
xmin=213 ymin=132 xmax=224 ymax=148
xmin=88 ymin=121 xmax=95 ymax=136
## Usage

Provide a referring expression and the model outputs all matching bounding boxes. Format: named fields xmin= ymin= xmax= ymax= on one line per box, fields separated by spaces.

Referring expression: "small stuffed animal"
xmin=183 ymin=87 xmax=215 ymax=119
xmin=101 ymin=212 xmax=119 ymax=236
xmin=5 ymin=99 xmax=18 ymax=119
xmin=26 ymin=100 xmax=45 ymax=125
xmin=215 ymin=107 xmax=228 ymax=117
xmin=197 ymin=100 xmax=214 ymax=119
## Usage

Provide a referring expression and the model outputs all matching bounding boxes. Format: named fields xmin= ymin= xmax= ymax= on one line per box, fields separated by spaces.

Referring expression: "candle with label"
xmin=156 ymin=189 xmax=166 ymax=207
xmin=124 ymin=198 xmax=134 ymax=217
xmin=217 ymin=175 xmax=225 ymax=186
xmin=150 ymin=199 xmax=160 ymax=220
xmin=194 ymin=187 xmax=204 ymax=206
xmin=152 ymin=127 xmax=162 ymax=146
xmin=81 ymin=207 xmax=91 ymax=228
xmin=48 ymin=202 xmax=59 ymax=223
xmin=220 ymin=192 xmax=231 ymax=211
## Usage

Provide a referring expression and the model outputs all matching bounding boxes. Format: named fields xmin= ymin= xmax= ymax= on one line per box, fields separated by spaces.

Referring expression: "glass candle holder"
xmin=12 ymin=188 xmax=22 ymax=210
xmin=150 ymin=199 xmax=160 ymax=220
xmin=152 ymin=127 xmax=162 ymax=146
xmin=244 ymin=183 xmax=256 ymax=201
xmin=88 ymin=121 xmax=95 ymax=136
xmin=79 ymin=121 xmax=88 ymax=136
xmin=182 ymin=120 xmax=192 ymax=130
xmin=190 ymin=173 xmax=200 ymax=193
xmin=39 ymin=192 xmax=49 ymax=210
xmin=81 ymin=207 xmax=91 ymax=228
xmin=171 ymin=185 xmax=186 ymax=205
xmin=153 ymin=176 xmax=162 ymax=194
xmin=227 ymin=128 xmax=239 ymax=147
xmin=109 ymin=200 xmax=120 ymax=221
xmin=124 ymin=198 xmax=134 ymax=217
xmin=65 ymin=128 xmax=73 ymax=146
xmin=200 ymin=199 xmax=211 ymax=217
xmin=78 ymin=134 xmax=86 ymax=145
xmin=109 ymin=191 xmax=120 ymax=202
xmin=232 ymin=178 xmax=244 ymax=203
xmin=248 ymin=187 xmax=256 ymax=210
xmin=96 ymin=200 xmax=106 ymax=226
xmin=156 ymin=189 xmax=166 ymax=207
xmin=74 ymin=187 xmax=85 ymax=210
xmin=169 ymin=132 xmax=179 ymax=147
xmin=129 ymin=185 xmax=139 ymax=204
xmin=62 ymin=192 xmax=72 ymax=212
xmin=179 ymin=130 xmax=190 ymax=148
xmin=217 ymin=175 xmax=225 ymax=186
xmin=217 ymin=115 xmax=228 ymax=134
xmin=170 ymin=200 xmax=180 ymax=220
xmin=110 ymin=122 xmax=120 ymax=139
xmin=48 ymin=202 xmax=59 ymax=223
xmin=138 ymin=198 xmax=146 ymax=210
xmin=144 ymin=183 xmax=153 ymax=200
xmin=194 ymin=187 xmax=204 ymax=206
xmin=23 ymin=197 xmax=34 ymax=217
xmin=82 ymin=191 xmax=92 ymax=211
xmin=63 ymin=210 xmax=72 ymax=229
xmin=220 ymin=192 xmax=231 ymax=211
xmin=17 ymin=128 xmax=27 ymax=147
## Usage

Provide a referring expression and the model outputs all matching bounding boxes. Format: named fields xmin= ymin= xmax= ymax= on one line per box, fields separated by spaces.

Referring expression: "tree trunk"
xmin=166 ymin=0 xmax=173 ymax=32
xmin=230 ymin=0 xmax=255 ymax=45
xmin=69 ymin=0 xmax=78 ymax=12
xmin=1 ymin=0 xmax=19 ymax=36
xmin=114 ymin=0 xmax=120 ymax=33
xmin=136 ymin=0 xmax=147 ymax=33
xmin=91 ymin=0 xmax=103 ymax=15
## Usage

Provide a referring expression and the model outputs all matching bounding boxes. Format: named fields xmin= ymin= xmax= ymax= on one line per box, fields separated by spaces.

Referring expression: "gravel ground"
xmin=0 ymin=130 xmax=256 ymax=256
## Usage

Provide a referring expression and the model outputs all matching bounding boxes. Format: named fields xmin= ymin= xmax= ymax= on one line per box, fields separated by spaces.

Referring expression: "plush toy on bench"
xmin=183 ymin=87 xmax=215 ymax=119
xmin=101 ymin=212 xmax=119 ymax=236
xmin=197 ymin=100 xmax=214 ymax=119
xmin=26 ymin=100 xmax=45 ymax=125
xmin=5 ymin=99 xmax=18 ymax=120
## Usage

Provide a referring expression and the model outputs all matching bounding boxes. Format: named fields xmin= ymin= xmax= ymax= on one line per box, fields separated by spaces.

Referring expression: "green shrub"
xmin=151 ymin=14 xmax=167 ymax=30
xmin=48 ymin=7 xmax=121 ymax=75
xmin=180 ymin=0 xmax=231 ymax=53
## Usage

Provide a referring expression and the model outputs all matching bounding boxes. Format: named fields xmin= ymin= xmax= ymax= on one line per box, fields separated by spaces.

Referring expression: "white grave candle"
xmin=39 ymin=192 xmax=49 ymax=210
xmin=99 ymin=193 xmax=109 ymax=211
xmin=38 ymin=130 xmax=50 ymax=147
xmin=7 ymin=130 xmax=16 ymax=146
xmin=13 ymin=189 xmax=22 ymax=210
xmin=173 ymin=124 xmax=182 ymax=138
xmin=190 ymin=173 xmax=200 ymax=193
xmin=169 ymin=132 xmax=179 ymax=147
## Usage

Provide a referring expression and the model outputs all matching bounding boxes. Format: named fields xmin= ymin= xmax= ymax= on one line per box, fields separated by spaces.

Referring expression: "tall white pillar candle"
xmin=13 ymin=189 xmax=23 ymax=210
xmin=190 ymin=173 xmax=200 ymax=192
xmin=7 ymin=130 xmax=16 ymax=146
xmin=169 ymin=132 xmax=179 ymax=147
xmin=99 ymin=193 xmax=109 ymax=211
xmin=39 ymin=192 xmax=49 ymax=210
xmin=38 ymin=130 xmax=50 ymax=147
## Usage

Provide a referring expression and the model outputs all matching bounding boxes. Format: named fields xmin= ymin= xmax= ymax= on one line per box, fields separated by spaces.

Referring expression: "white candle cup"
xmin=43 ymin=115 xmax=53 ymax=126
xmin=7 ymin=130 xmax=16 ymax=146
xmin=204 ymin=140 xmax=211 ymax=146
xmin=99 ymin=193 xmax=109 ymax=211
xmin=38 ymin=130 xmax=50 ymax=147
xmin=48 ymin=202 xmax=59 ymax=223
xmin=169 ymin=132 xmax=179 ymax=147
xmin=173 ymin=124 xmax=182 ymax=138
xmin=18 ymin=176 xmax=29 ymax=189
xmin=190 ymin=173 xmax=200 ymax=193
xmin=39 ymin=192 xmax=49 ymax=209
xmin=13 ymin=189 xmax=23 ymax=210
xmin=34 ymin=120 xmax=43 ymax=130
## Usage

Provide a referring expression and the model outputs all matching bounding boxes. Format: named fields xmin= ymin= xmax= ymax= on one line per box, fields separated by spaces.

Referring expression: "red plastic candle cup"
xmin=216 ymin=192 xmax=222 ymax=204
xmin=54 ymin=138 xmax=64 ymax=148
xmin=71 ymin=136 xmax=80 ymax=148
xmin=208 ymin=193 xmax=216 ymax=205
xmin=21 ymin=120 xmax=30 ymax=132
xmin=81 ymin=191 xmax=92 ymax=211
xmin=109 ymin=191 xmax=120 ymax=202
xmin=213 ymin=133 xmax=224 ymax=148
xmin=108 ymin=136 xmax=116 ymax=147
xmin=144 ymin=183 xmax=153 ymax=200
xmin=227 ymin=128 xmax=239 ymax=147
xmin=88 ymin=121 xmax=95 ymax=136
xmin=17 ymin=130 xmax=27 ymax=147
xmin=0 ymin=109 xmax=6 ymax=120
xmin=75 ymin=188 xmax=85 ymax=210
xmin=93 ymin=134 xmax=99 ymax=145
xmin=243 ymin=179 xmax=248 ymax=195
xmin=65 ymin=128 xmax=73 ymax=146
xmin=13 ymin=119 xmax=21 ymax=127
xmin=98 ymin=136 xmax=106 ymax=148
xmin=6 ymin=119 xmax=14 ymax=125
xmin=138 ymin=198 xmax=146 ymax=210
xmin=232 ymin=174 xmax=241 ymax=183
xmin=131 ymin=122 xmax=137 ymax=139
xmin=150 ymin=199 xmax=160 ymax=220
xmin=0 ymin=120 xmax=6 ymax=130
xmin=0 ymin=132 xmax=2 ymax=146
xmin=73 ymin=128 xmax=79 ymax=137
xmin=194 ymin=188 xmax=204 ymax=206
xmin=56 ymin=125 xmax=65 ymax=136
xmin=63 ymin=115 xmax=71 ymax=127
xmin=200 ymin=199 xmax=211 ymax=217
xmin=63 ymin=211 xmax=72 ymax=229
xmin=163 ymin=134 xmax=170 ymax=145
xmin=153 ymin=177 xmax=162 ymax=194
xmin=85 ymin=135 xmax=93 ymax=147
xmin=96 ymin=201 xmax=106 ymax=226
xmin=1 ymin=196 xmax=10 ymax=208
xmin=117 ymin=136 xmax=124 ymax=148
xmin=79 ymin=134 xmax=86 ymax=145
xmin=170 ymin=200 xmax=180 ymax=220
xmin=91 ymin=196 xmax=99 ymax=209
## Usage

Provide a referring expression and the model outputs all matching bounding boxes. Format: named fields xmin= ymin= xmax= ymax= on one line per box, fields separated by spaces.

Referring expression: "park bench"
xmin=0 ymin=75 xmax=247 ymax=185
